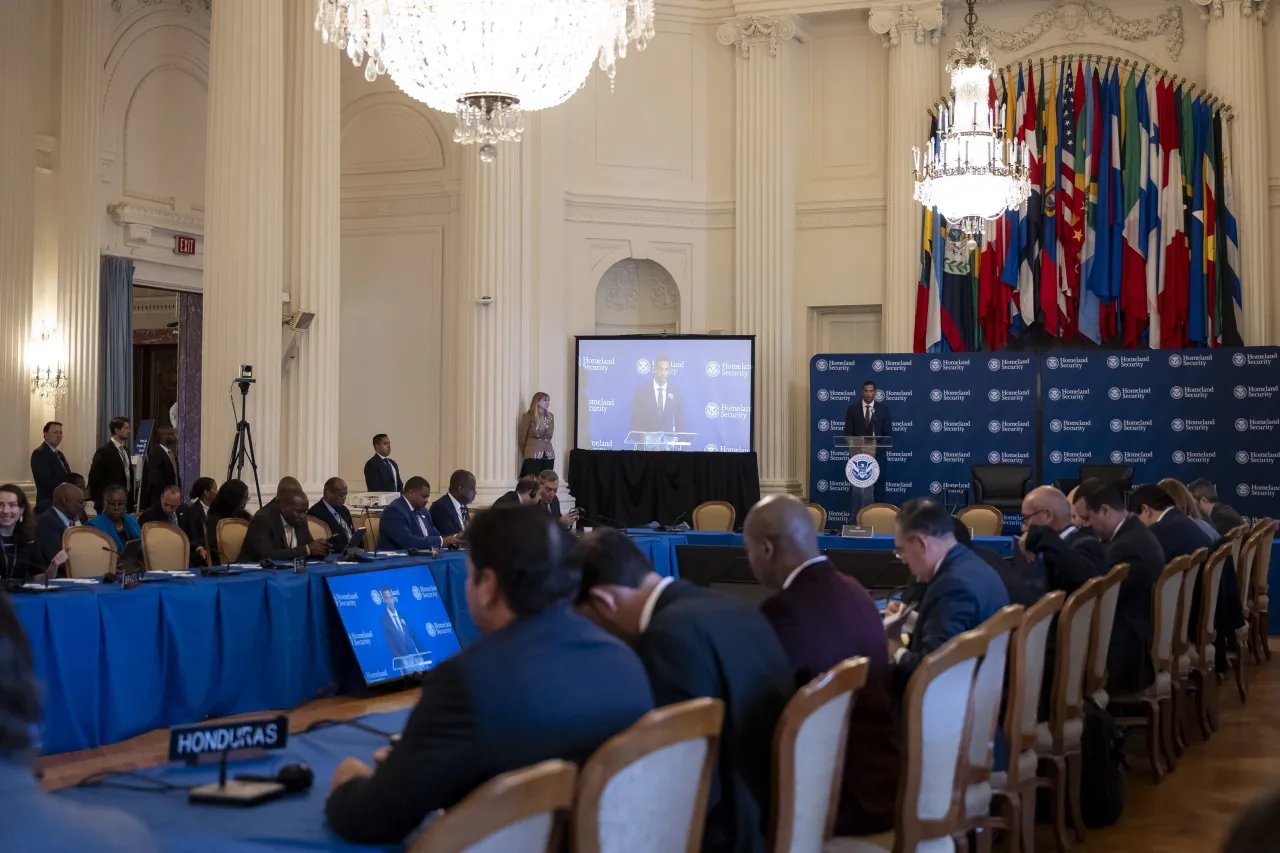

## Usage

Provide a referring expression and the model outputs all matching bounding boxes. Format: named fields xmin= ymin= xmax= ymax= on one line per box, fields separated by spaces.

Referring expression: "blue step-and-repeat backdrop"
xmin=809 ymin=347 xmax=1280 ymax=531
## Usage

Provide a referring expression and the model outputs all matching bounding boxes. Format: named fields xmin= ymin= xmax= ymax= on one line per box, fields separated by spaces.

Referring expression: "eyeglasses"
xmin=1022 ymin=508 xmax=1050 ymax=526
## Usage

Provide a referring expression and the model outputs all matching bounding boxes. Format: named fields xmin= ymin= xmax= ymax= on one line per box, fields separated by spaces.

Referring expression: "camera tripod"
xmin=227 ymin=378 xmax=264 ymax=507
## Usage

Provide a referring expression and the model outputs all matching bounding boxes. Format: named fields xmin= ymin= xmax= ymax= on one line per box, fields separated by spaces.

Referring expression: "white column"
xmin=459 ymin=145 xmax=523 ymax=506
xmin=1197 ymin=0 xmax=1271 ymax=345
xmin=281 ymin=0 xmax=341 ymax=497
xmin=718 ymin=16 xmax=804 ymax=496
xmin=869 ymin=2 xmax=943 ymax=353
xmin=0 ymin=0 xmax=37 ymax=484
xmin=55 ymin=0 xmax=105 ymax=470
xmin=200 ymin=0 xmax=285 ymax=499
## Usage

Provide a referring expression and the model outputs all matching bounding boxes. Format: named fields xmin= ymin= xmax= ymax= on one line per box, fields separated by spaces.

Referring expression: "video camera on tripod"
xmin=234 ymin=364 xmax=256 ymax=389
xmin=228 ymin=364 xmax=263 ymax=506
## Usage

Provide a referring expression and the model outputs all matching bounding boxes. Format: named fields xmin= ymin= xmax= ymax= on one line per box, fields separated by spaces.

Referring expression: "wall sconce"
xmin=27 ymin=327 xmax=67 ymax=405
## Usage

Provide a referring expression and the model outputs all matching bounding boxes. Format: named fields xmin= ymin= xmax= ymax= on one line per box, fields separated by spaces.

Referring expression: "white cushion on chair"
xmin=826 ymin=835 xmax=956 ymax=853
xmin=1156 ymin=670 xmax=1172 ymax=699
xmin=963 ymin=780 xmax=993 ymax=819
xmin=597 ymin=739 xmax=707 ymax=853
xmin=1036 ymin=718 xmax=1083 ymax=754
xmin=786 ymin=693 xmax=855 ymax=853
xmin=462 ymin=814 xmax=554 ymax=853
xmin=1091 ymin=689 xmax=1109 ymax=709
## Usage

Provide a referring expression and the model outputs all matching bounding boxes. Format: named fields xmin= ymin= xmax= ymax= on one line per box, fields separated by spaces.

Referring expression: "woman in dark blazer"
xmin=204 ymin=479 xmax=253 ymax=565
xmin=0 ymin=484 xmax=61 ymax=581
xmin=517 ymin=392 xmax=555 ymax=478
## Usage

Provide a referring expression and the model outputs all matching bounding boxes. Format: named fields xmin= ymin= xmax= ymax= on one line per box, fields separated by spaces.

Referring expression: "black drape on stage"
xmin=567 ymin=450 xmax=761 ymax=529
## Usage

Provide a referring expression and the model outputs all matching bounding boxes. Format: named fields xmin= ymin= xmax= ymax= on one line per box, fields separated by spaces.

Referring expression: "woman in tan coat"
xmin=518 ymin=392 xmax=555 ymax=478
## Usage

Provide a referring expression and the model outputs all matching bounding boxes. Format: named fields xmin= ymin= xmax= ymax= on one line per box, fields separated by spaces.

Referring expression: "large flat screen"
xmin=325 ymin=566 xmax=462 ymax=686
xmin=575 ymin=335 xmax=754 ymax=452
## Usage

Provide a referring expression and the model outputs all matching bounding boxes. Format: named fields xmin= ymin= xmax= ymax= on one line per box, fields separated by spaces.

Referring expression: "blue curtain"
xmin=99 ymin=256 xmax=134 ymax=445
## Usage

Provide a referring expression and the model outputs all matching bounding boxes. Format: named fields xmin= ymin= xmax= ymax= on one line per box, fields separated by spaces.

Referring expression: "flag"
xmin=1119 ymin=68 xmax=1150 ymax=347
xmin=943 ymin=224 xmax=977 ymax=351
xmin=1039 ymin=60 xmax=1060 ymax=335
xmin=1078 ymin=61 xmax=1102 ymax=342
xmin=1202 ymin=100 xmax=1218 ymax=346
xmin=915 ymin=117 xmax=939 ymax=353
xmin=1159 ymin=82 xmax=1190 ymax=348
xmin=1218 ymin=111 xmax=1244 ymax=346
xmin=1188 ymin=96 xmax=1207 ymax=347
xmin=1019 ymin=63 xmax=1041 ymax=327
xmin=978 ymin=77 xmax=1012 ymax=349
xmin=1002 ymin=68 xmax=1030 ymax=329
xmin=1102 ymin=66 xmax=1124 ymax=342
xmin=1144 ymin=75 xmax=1164 ymax=348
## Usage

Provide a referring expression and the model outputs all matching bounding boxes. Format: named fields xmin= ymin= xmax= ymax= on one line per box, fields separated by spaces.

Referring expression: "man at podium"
xmin=844 ymin=380 xmax=892 ymax=502
xmin=630 ymin=355 xmax=685 ymax=433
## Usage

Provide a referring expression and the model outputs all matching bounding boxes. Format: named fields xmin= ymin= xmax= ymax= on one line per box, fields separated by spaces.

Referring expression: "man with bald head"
xmin=1018 ymin=485 xmax=1105 ymax=596
xmin=309 ymin=477 xmax=358 ymax=552
xmin=36 ymin=483 xmax=85 ymax=569
xmin=241 ymin=487 xmax=329 ymax=562
xmin=743 ymin=495 xmax=899 ymax=835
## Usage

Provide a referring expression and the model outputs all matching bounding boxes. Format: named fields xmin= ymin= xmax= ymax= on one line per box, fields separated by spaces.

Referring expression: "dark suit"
xmin=429 ymin=494 xmax=467 ymax=538
xmin=137 ymin=503 xmax=184 ymax=528
xmin=182 ymin=501 xmax=210 ymax=564
xmin=30 ymin=443 xmax=70 ymax=514
xmin=1021 ymin=525 xmax=1105 ymax=597
xmin=363 ymin=454 xmax=402 ymax=493
xmin=377 ymin=496 xmax=443 ymax=551
xmin=326 ymin=608 xmax=654 ymax=845
xmin=894 ymin=544 xmax=1010 ymax=694
xmin=760 ymin=559 xmax=899 ymax=835
xmin=0 ymin=538 xmax=44 ymax=581
xmin=1103 ymin=515 xmax=1167 ymax=693
xmin=308 ymin=500 xmax=356 ymax=552
xmin=842 ymin=401 xmax=892 ymax=501
xmin=1208 ymin=502 xmax=1246 ymax=537
xmin=639 ymin=580 xmax=794 ymax=853
xmin=493 ymin=490 xmax=522 ymax=507
xmin=1150 ymin=508 xmax=1214 ymax=562
xmin=543 ymin=495 xmax=562 ymax=521
xmin=973 ymin=545 xmax=1038 ymax=607
xmin=35 ymin=510 xmax=73 ymax=568
xmin=87 ymin=439 xmax=135 ymax=514
xmin=141 ymin=446 xmax=179 ymax=510
xmin=381 ymin=606 xmax=423 ymax=660
xmin=239 ymin=502 xmax=312 ymax=563
xmin=630 ymin=381 xmax=685 ymax=434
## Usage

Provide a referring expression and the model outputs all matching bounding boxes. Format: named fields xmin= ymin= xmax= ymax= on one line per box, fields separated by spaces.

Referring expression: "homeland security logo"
xmin=1048 ymin=388 xmax=1062 ymax=401
xmin=987 ymin=358 xmax=1001 ymax=372
xmin=929 ymin=359 xmax=942 ymax=372
xmin=988 ymin=420 xmax=1001 ymax=433
xmin=817 ymin=449 xmax=830 ymax=462
xmin=874 ymin=390 xmax=886 ymax=403
xmin=930 ymin=481 xmax=943 ymax=494
xmin=1173 ymin=451 xmax=1186 ymax=464
xmin=1238 ymin=484 xmax=1251 ymax=498
xmin=815 ymin=359 xmax=829 ymax=372
xmin=411 ymin=585 xmax=423 ymax=600
xmin=930 ymin=389 xmax=943 ymax=402
xmin=1108 ymin=387 xmax=1122 ymax=401
xmin=1233 ymin=353 xmax=1247 ymax=367
xmin=1172 ymin=418 xmax=1186 ymax=432
xmin=816 ymin=479 xmax=829 ymax=492
xmin=988 ymin=389 xmax=1001 ymax=402
xmin=930 ymin=420 xmax=943 ymax=433
xmin=1237 ymin=451 xmax=1250 ymax=464
xmin=425 ymin=622 xmax=438 ymax=638
xmin=370 ymin=589 xmax=383 ymax=606
xmin=1050 ymin=450 xmax=1063 ymax=464
xmin=1107 ymin=356 xmax=1120 ymax=369
xmin=704 ymin=403 xmax=719 ymax=419
xmin=846 ymin=454 xmax=880 ymax=489
xmin=818 ymin=419 xmax=831 ymax=432
xmin=930 ymin=450 xmax=943 ymax=463
xmin=636 ymin=358 xmax=652 ymax=375
xmin=705 ymin=444 xmax=719 ymax=452
xmin=1234 ymin=386 xmax=1248 ymax=399
xmin=1168 ymin=354 xmax=1183 ymax=367
xmin=817 ymin=389 xmax=830 ymax=402
xmin=1235 ymin=418 xmax=1249 ymax=432
xmin=872 ymin=359 xmax=885 ymax=372
xmin=1046 ymin=356 xmax=1060 ymax=370
xmin=1111 ymin=451 xmax=1124 ymax=463
xmin=1109 ymin=419 xmax=1123 ymax=432
xmin=1170 ymin=386 xmax=1184 ymax=400
xmin=705 ymin=361 xmax=721 ymax=377
xmin=989 ymin=451 xmax=1001 ymax=463
xmin=1050 ymin=419 xmax=1063 ymax=432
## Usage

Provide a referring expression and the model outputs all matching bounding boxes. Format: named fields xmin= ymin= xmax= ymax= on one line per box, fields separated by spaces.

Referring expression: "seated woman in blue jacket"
xmin=87 ymin=485 xmax=142 ymax=550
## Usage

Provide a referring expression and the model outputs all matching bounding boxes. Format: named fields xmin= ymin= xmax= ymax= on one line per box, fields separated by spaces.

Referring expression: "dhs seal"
xmin=1048 ymin=388 xmax=1062 ymax=401
xmin=1046 ymin=356 xmax=1060 ymax=370
xmin=929 ymin=389 xmax=943 ymax=402
xmin=817 ymin=449 xmax=829 ymax=462
xmin=817 ymin=389 xmax=830 ymax=402
xmin=988 ymin=389 xmax=1001 ymax=402
xmin=1107 ymin=356 xmax=1120 ymax=369
xmin=1234 ymin=385 xmax=1247 ymax=399
xmin=1237 ymin=484 xmax=1251 ymax=498
xmin=930 ymin=481 xmax=943 ymax=495
xmin=930 ymin=450 xmax=943 ymax=463
xmin=988 ymin=420 xmax=1001 ymax=434
xmin=1050 ymin=419 xmax=1063 ymax=432
xmin=636 ymin=358 xmax=652 ymax=375
xmin=1050 ymin=450 xmax=1063 ymax=464
xmin=987 ymin=358 xmax=1001 ymax=372
xmin=1108 ymin=387 xmax=1121 ymax=401
xmin=1170 ymin=386 xmax=1184 ymax=400
xmin=704 ymin=403 xmax=720 ymax=419
xmin=1173 ymin=451 xmax=1186 ymax=464
xmin=988 ymin=451 xmax=1001 ymax=464
xmin=425 ymin=622 xmax=438 ymax=638
xmin=1168 ymin=354 xmax=1183 ymax=368
xmin=705 ymin=361 xmax=721 ymax=377
xmin=370 ymin=589 xmax=383 ymax=606
xmin=818 ymin=419 xmax=831 ymax=432
xmin=846 ymin=454 xmax=880 ymax=489
xmin=1236 ymin=451 xmax=1250 ymax=464
xmin=705 ymin=444 xmax=719 ymax=452
xmin=1235 ymin=418 xmax=1249 ymax=432
xmin=1111 ymin=451 xmax=1124 ymax=463
xmin=816 ymin=479 xmax=829 ymax=493
xmin=1233 ymin=353 xmax=1246 ymax=367
xmin=929 ymin=359 xmax=942 ymax=372
xmin=874 ymin=390 xmax=885 ymax=403
xmin=1109 ymin=419 xmax=1123 ymax=432
xmin=815 ymin=358 xmax=829 ymax=372
xmin=411 ymin=585 xmax=423 ymax=601
xmin=1172 ymin=418 xmax=1185 ymax=432
xmin=930 ymin=420 xmax=943 ymax=433
xmin=872 ymin=359 xmax=885 ymax=372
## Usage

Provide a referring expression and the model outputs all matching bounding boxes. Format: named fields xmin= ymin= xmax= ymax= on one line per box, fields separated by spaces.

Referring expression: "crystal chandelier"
xmin=315 ymin=0 xmax=655 ymax=161
xmin=912 ymin=0 xmax=1031 ymax=244
xmin=27 ymin=327 xmax=67 ymax=405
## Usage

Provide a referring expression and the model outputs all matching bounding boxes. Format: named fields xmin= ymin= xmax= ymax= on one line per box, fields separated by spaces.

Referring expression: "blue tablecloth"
xmin=55 ymin=710 xmax=414 ymax=852
xmin=13 ymin=554 xmax=474 ymax=756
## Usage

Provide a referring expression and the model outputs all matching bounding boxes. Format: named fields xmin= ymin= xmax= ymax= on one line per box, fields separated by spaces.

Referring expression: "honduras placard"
xmin=809 ymin=354 xmax=1037 ymax=530
xmin=1041 ymin=347 xmax=1280 ymax=522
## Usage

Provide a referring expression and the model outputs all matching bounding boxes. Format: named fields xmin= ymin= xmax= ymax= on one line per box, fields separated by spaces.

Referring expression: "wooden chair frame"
xmin=306 ymin=515 xmax=332 ymax=544
xmin=954 ymin=505 xmax=1005 ymax=538
xmin=362 ymin=512 xmax=381 ymax=548
xmin=1249 ymin=520 xmax=1276 ymax=664
xmin=1171 ymin=548 xmax=1207 ymax=757
xmin=140 ymin=521 xmax=191 ymax=572
xmin=855 ymin=504 xmax=900 ymax=535
xmin=1084 ymin=562 xmax=1130 ymax=704
xmin=574 ymin=698 xmax=724 ymax=853
xmin=691 ymin=501 xmax=736 ymax=533
xmin=802 ymin=502 xmax=828 ymax=534
xmin=216 ymin=517 xmax=251 ymax=565
xmin=62 ymin=525 xmax=118 ymax=578
xmin=769 ymin=657 xmax=869 ymax=853
xmin=408 ymin=760 xmax=577 ymax=853
xmin=1186 ymin=543 xmax=1232 ymax=739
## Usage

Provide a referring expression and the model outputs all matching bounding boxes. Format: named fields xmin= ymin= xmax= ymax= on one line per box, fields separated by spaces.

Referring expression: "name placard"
xmin=169 ymin=715 xmax=288 ymax=763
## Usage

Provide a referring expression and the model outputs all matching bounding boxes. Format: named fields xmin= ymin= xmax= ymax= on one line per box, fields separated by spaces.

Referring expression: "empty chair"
xmin=854 ymin=504 xmax=899 ymax=536
xmin=1036 ymin=575 xmax=1105 ymax=852
xmin=1186 ymin=543 xmax=1231 ymax=739
xmin=692 ymin=501 xmax=736 ymax=532
xmin=363 ymin=513 xmax=381 ymax=548
xmin=826 ymin=629 xmax=990 ymax=853
xmin=1078 ymin=464 xmax=1134 ymax=493
xmin=1085 ymin=563 xmax=1130 ymax=709
xmin=574 ymin=698 xmax=724 ymax=853
xmin=63 ymin=526 xmax=118 ymax=578
xmin=1171 ymin=548 xmax=1207 ymax=756
xmin=969 ymin=464 xmax=1033 ymax=517
xmin=216 ymin=518 xmax=250 ymax=565
xmin=955 ymin=505 xmax=1004 ymax=538
xmin=306 ymin=515 xmax=332 ymax=544
xmin=768 ymin=657 xmax=869 ymax=853
xmin=993 ymin=591 xmax=1066 ymax=853
xmin=803 ymin=503 xmax=828 ymax=534
xmin=407 ymin=760 xmax=577 ymax=853
xmin=953 ymin=605 xmax=1025 ymax=853
xmin=140 ymin=521 xmax=190 ymax=572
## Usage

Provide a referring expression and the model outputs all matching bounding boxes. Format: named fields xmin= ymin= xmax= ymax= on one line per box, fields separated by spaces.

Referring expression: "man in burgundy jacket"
xmin=744 ymin=495 xmax=901 ymax=834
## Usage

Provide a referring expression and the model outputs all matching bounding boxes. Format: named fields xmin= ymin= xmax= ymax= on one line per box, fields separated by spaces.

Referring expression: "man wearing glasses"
xmin=1015 ymin=485 xmax=1105 ymax=597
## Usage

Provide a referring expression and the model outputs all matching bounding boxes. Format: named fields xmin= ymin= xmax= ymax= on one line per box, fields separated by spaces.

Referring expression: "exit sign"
xmin=174 ymin=235 xmax=197 ymax=255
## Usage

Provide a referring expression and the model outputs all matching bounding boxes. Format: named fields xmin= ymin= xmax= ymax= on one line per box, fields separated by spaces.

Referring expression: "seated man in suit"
xmin=36 ymin=484 xmax=84 ymax=569
xmin=363 ymin=433 xmax=402 ymax=493
xmin=1188 ymin=478 xmax=1246 ymax=537
xmin=1017 ymin=485 xmax=1106 ymax=597
xmin=953 ymin=517 xmax=1036 ymax=606
xmin=743 ymin=495 xmax=899 ymax=835
xmin=377 ymin=477 xmax=461 ymax=551
xmin=308 ymin=478 xmax=357 ymax=552
xmin=138 ymin=485 xmax=185 ymax=528
xmin=493 ymin=475 xmax=539 ymax=507
xmin=1073 ymin=480 xmax=1166 ymax=693
xmin=64 ymin=474 xmax=91 ymax=524
xmin=577 ymin=529 xmax=794 ymax=853
xmin=30 ymin=421 xmax=70 ymax=515
xmin=1 ymin=595 xmax=161 ymax=853
xmin=87 ymin=417 xmax=136 ymax=514
xmin=326 ymin=506 xmax=654 ymax=845
xmin=889 ymin=498 xmax=1010 ymax=695
xmin=629 ymin=354 xmax=685 ymax=435
xmin=429 ymin=469 xmax=476 ymax=538
xmin=1130 ymin=483 xmax=1214 ymax=561
xmin=536 ymin=470 xmax=577 ymax=527
xmin=141 ymin=427 xmax=180 ymax=510
xmin=182 ymin=477 xmax=218 ymax=566
xmin=240 ymin=488 xmax=329 ymax=562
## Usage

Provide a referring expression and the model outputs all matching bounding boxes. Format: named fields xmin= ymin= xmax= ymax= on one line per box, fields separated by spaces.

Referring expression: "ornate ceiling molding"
xmin=796 ymin=200 xmax=887 ymax=229
xmin=112 ymin=0 xmax=211 ymax=13
xmin=868 ymin=2 xmax=947 ymax=48
xmin=974 ymin=1 xmax=1185 ymax=61
xmin=716 ymin=16 xmax=808 ymax=59
xmin=1190 ymin=0 xmax=1270 ymax=23
xmin=565 ymin=194 xmax=735 ymax=230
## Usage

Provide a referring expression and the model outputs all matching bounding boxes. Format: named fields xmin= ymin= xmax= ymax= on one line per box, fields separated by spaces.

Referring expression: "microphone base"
xmin=188 ymin=779 xmax=286 ymax=806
